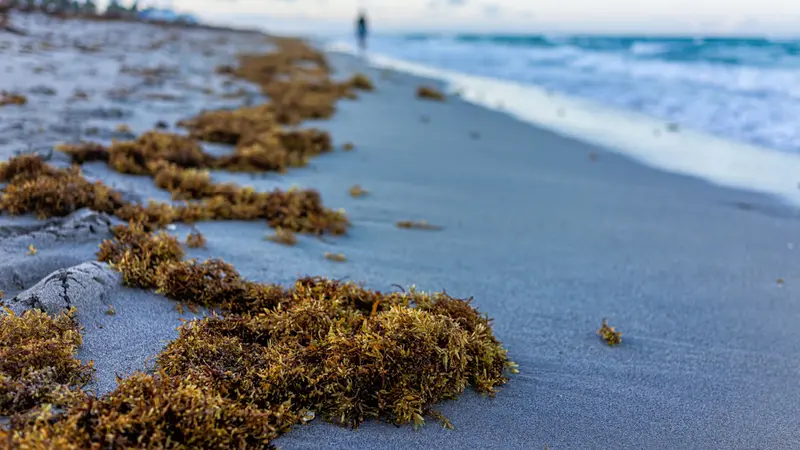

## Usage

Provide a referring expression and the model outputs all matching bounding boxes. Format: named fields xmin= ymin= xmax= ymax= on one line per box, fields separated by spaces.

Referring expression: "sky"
xmin=113 ymin=0 xmax=800 ymax=36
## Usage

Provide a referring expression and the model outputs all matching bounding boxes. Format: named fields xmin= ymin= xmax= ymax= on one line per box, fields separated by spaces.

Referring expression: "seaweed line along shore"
xmin=0 ymin=12 xmax=516 ymax=449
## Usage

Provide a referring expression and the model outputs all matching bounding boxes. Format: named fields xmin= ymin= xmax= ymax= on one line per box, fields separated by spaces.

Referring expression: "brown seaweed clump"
xmin=97 ymin=223 xmax=285 ymax=313
xmin=107 ymin=132 xmax=213 ymax=175
xmin=57 ymin=134 xmax=207 ymax=176
xmin=114 ymin=124 xmax=133 ymax=134
xmin=1 ymin=372 xmax=297 ymax=450
xmin=0 ymin=154 xmax=61 ymax=183
xmin=324 ymin=252 xmax=346 ymax=262
xmin=0 ymin=91 xmax=27 ymax=106
xmin=349 ymin=73 xmax=375 ymax=91
xmin=54 ymin=142 xmax=110 ymax=164
xmin=97 ymin=222 xmax=184 ymax=288
xmin=266 ymin=228 xmax=298 ymax=246
xmin=177 ymin=104 xmax=277 ymax=145
xmin=156 ymin=281 xmax=517 ymax=430
xmin=185 ymin=231 xmax=206 ymax=248
xmin=0 ymin=159 xmax=125 ymax=219
xmin=53 ymin=140 xmax=350 ymax=235
xmin=0 ymin=308 xmax=93 ymax=416
xmin=84 ymin=123 xmax=335 ymax=176
xmin=2 ymin=226 xmax=516 ymax=447
xmin=416 ymin=86 xmax=445 ymax=101
xmin=260 ymin=80 xmax=345 ymax=125
xmin=154 ymin=259 xmax=245 ymax=307
xmin=597 ymin=319 xmax=622 ymax=346
xmin=348 ymin=184 xmax=368 ymax=198
xmin=217 ymin=39 xmax=359 ymax=127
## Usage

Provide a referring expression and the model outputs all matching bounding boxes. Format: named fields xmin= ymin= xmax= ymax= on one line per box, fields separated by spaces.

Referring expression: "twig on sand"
xmin=324 ymin=252 xmax=346 ymax=262
xmin=396 ymin=220 xmax=442 ymax=231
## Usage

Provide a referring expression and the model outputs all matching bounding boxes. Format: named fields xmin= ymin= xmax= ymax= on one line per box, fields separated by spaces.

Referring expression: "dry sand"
xmin=2 ymin=12 xmax=800 ymax=449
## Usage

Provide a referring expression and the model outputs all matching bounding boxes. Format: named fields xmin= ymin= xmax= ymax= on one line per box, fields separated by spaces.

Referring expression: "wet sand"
xmin=2 ymin=12 xmax=800 ymax=449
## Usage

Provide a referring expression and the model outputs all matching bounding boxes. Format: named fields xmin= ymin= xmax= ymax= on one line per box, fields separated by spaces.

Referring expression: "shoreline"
xmin=275 ymin=51 xmax=800 ymax=449
xmin=325 ymin=41 xmax=800 ymax=209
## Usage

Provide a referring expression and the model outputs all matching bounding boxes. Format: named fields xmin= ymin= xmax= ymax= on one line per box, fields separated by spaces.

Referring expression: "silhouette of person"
xmin=356 ymin=10 xmax=367 ymax=53
xmin=0 ymin=1 xmax=10 ymax=30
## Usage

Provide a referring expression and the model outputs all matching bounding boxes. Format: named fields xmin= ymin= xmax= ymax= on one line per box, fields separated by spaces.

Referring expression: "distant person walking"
xmin=0 ymin=0 xmax=11 ymax=30
xmin=356 ymin=10 xmax=368 ymax=53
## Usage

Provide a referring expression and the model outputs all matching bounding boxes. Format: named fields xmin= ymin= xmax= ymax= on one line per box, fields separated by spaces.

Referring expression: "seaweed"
xmin=349 ymin=73 xmax=374 ymax=91
xmin=109 ymin=132 xmax=212 ymax=173
xmin=49 ymin=140 xmax=348 ymax=234
xmin=69 ymin=89 xmax=89 ymax=101
xmin=178 ymin=104 xmax=276 ymax=145
xmin=416 ymin=86 xmax=445 ymax=101
xmin=114 ymin=124 xmax=132 ymax=134
xmin=2 ymin=372 xmax=297 ymax=450
xmin=155 ymin=259 xmax=244 ymax=307
xmin=153 ymin=165 xmax=214 ymax=200
xmin=0 ymin=91 xmax=27 ymax=106
xmin=3 ymin=224 xmax=515 ymax=447
xmin=0 ymin=34 xmax=517 ymax=448
xmin=97 ymin=222 xmax=184 ymax=288
xmin=155 ymin=282 xmax=516 ymax=430
xmin=0 ymin=154 xmax=60 ymax=183
xmin=0 ymin=308 xmax=93 ymax=416
xmin=56 ymin=130 xmax=339 ymax=228
xmin=266 ymin=228 xmax=298 ymax=246
xmin=220 ymin=40 xmax=356 ymax=126
xmin=597 ymin=319 xmax=622 ymax=346
xmin=0 ymin=162 xmax=125 ymax=219
xmin=348 ymin=184 xmax=368 ymax=198
xmin=324 ymin=252 xmax=346 ymax=262
xmin=396 ymin=220 xmax=442 ymax=231
xmin=55 ymin=142 xmax=110 ymax=164
xmin=185 ymin=231 xmax=206 ymax=248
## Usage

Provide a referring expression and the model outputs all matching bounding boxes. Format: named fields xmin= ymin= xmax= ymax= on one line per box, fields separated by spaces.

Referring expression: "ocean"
xmin=348 ymin=33 xmax=800 ymax=155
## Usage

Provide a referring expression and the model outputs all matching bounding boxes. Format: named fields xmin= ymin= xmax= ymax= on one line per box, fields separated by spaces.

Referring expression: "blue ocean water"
xmin=362 ymin=33 xmax=800 ymax=153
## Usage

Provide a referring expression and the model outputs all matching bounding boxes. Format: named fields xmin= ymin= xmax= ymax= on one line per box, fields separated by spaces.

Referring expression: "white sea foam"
xmin=326 ymin=40 xmax=800 ymax=206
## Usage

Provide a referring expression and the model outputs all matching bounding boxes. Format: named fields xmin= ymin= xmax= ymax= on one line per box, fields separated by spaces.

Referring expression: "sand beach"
xmin=1 ymin=11 xmax=799 ymax=449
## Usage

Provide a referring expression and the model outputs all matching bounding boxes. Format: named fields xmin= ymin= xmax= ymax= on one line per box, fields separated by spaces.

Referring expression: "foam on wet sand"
xmin=327 ymin=41 xmax=800 ymax=207
xmin=271 ymin=53 xmax=800 ymax=449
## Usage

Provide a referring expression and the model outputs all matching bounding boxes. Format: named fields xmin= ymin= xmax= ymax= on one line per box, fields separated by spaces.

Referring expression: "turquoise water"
xmin=357 ymin=33 xmax=800 ymax=153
